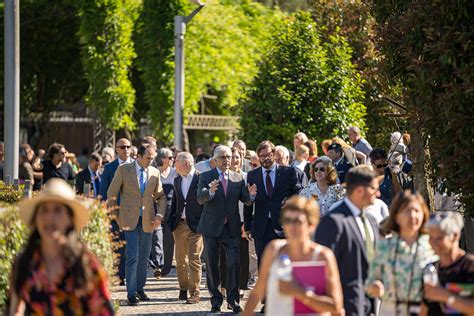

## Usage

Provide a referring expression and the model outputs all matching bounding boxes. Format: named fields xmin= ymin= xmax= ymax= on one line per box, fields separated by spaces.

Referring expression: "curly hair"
xmin=281 ymin=195 xmax=320 ymax=227
xmin=310 ymin=157 xmax=338 ymax=185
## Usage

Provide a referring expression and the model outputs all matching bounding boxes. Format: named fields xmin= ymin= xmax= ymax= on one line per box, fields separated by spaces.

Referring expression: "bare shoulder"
xmin=316 ymin=243 xmax=337 ymax=262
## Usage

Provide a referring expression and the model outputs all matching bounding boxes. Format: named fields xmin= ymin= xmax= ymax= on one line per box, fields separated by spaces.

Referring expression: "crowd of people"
xmin=3 ymin=127 xmax=473 ymax=315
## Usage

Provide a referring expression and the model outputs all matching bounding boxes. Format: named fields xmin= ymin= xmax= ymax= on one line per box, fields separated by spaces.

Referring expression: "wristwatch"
xmin=446 ymin=295 xmax=456 ymax=306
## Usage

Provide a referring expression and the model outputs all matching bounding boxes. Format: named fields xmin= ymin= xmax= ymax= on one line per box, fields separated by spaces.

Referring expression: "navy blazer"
xmin=314 ymin=200 xmax=379 ymax=316
xmin=244 ymin=165 xmax=302 ymax=238
xmin=168 ymin=172 xmax=203 ymax=233
xmin=197 ymin=169 xmax=253 ymax=238
xmin=335 ymin=158 xmax=353 ymax=184
xmin=75 ymin=168 xmax=95 ymax=195
xmin=99 ymin=159 xmax=120 ymax=201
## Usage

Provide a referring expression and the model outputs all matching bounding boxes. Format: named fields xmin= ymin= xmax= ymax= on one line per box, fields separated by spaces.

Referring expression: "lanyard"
xmin=392 ymin=235 xmax=420 ymax=305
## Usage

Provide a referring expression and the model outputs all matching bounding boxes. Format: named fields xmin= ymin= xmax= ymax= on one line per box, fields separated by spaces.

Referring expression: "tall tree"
xmin=372 ymin=0 xmax=474 ymax=216
xmin=240 ymin=12 xmax=366 ymax=149
xmin=78 ymin=0 xmax=139 ymax=131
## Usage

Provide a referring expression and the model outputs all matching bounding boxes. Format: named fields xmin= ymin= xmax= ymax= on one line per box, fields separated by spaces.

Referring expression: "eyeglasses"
xmin=281 ymin=216 xmax=307 ymax=226
xmin=118 ymin=145 xmax=131 ymax=149
xmin=373 ymin=163 xmax=388 ymax=169
xmin=314 ymin=167 xmax=326 ymax=172
xmin=217 ymin=155 xmax=231 ymax=160
xmin=258 ymin=152 xmax=274 ymax=159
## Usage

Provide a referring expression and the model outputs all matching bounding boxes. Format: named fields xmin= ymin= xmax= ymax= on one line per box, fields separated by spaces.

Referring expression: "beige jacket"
xmin=107 ymin=162 xmax=167 ymax=233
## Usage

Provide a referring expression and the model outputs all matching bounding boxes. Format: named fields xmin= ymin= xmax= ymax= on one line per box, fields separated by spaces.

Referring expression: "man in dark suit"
xmin=75 ymin=152 xmax=102 ymax=197
xmin=168 ymin=152 xmax=204 ymax=304
xmin=99 ymin=138 xmax=134 ymax=285
xmin=327 ymin=142 xmax=353 ymax=184
xmin=314 ymin=165 xmax=380 ymax=316
xmin=244 ymin=141 xmax=302 ymax=264
xmin=197 ymin=145 xmax=257 ymax=313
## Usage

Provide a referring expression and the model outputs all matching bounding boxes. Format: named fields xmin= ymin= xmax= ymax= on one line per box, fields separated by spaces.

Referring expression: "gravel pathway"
xmin=112 ymin=268 xmax=263 ymax=315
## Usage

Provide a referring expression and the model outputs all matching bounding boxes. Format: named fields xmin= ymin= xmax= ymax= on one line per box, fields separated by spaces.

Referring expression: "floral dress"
xmin=299 ymin=182 xmax=346 ymax=216
xmin=14 ymin=249 xmax=114 ymax=315
xmin=365 ymin=234 xmax=438 ymax=312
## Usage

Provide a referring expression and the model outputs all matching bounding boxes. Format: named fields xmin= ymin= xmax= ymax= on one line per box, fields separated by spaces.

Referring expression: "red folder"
xmin=292 ymin=261 xmax=327 ymax=315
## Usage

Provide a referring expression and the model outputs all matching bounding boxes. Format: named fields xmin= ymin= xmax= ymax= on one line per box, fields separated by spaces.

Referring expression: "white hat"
xmin=18 ymin=178 xmax=89 ymax=230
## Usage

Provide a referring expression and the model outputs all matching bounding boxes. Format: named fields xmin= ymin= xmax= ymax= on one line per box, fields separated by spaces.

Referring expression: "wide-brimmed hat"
xmin=19 ymin=178 xmax=89 ymax=230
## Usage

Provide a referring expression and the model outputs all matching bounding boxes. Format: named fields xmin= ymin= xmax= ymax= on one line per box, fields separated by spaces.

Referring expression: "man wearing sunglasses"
xmin=369 ymin=148 xmax=403 ymax=207
xmin=100 ymin=137 xmax=134 ymax=286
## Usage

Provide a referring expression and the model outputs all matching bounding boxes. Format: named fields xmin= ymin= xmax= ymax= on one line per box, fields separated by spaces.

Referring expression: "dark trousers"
xmin=111 ymin=219 xmax=126 ymax=279
xmin=254 ymin=218 xmax=282 ymax=267
xmin=149 ymin=221 xmax=174 ymax=273
xmin=204 ymin=224 xmax=241 ymax=308
xmin=219 ymin=237 xmax=249 ymax=290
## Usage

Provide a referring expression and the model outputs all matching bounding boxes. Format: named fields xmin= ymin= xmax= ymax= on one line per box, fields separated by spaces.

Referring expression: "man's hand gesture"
xmin=247 ymin=183 xmax=257 ymax=196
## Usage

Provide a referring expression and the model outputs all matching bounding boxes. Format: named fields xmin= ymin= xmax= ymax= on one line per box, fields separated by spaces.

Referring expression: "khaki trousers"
xmin=173 ymin=220 xmax=204 ymax=295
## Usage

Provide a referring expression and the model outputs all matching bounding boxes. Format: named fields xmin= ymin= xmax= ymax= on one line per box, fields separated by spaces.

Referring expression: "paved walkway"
xmin=112 ymin=268 xmax=263 ymax=315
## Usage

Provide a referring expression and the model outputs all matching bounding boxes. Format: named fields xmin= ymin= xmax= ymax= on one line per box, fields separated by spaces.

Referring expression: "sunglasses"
xmin=164 ymin=156 xmax=174 ymax=160
xmin=118 ymin=145 xmax=131 ymax=149
xmin=373 ymin=163 xmax=388 ymax=169
xmin=251 ymin=163 xmax=259 ymax=168
xmin=281 ymin=216 xmax=307 ymax=225
xmin=314 ymin=167 xmax=326 ymax=172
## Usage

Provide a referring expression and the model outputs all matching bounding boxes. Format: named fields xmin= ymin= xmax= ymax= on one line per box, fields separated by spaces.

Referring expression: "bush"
xmin=0 ymin=182 xmax=23 ymax=205
xmin=239 ymin=12 xmax=366 ymax=149
xmin=0 ymin=199 xmax=115 ymax=311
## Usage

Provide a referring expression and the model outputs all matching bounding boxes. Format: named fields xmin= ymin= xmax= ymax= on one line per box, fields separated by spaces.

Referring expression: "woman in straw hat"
xmin=8 ymin=178 xmax=114 ymax=315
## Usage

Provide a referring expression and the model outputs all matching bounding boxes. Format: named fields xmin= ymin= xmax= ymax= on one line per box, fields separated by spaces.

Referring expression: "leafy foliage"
xmin=135 ymin=0 xmax=282 ymax=143
xmin=78 ymin=0 xmax=140 ymax=130
xmin=308 ymin=0 xmax=403 ymax=148
xmin=372 ymin=0 xmax=474 ymax=214
xmin=0 ymin=182 xmax=23 ymax=205
xmin=240 ymin=12 xmax=366 ymax=149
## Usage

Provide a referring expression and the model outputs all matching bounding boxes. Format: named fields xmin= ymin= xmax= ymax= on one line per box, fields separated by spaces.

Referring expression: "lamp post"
xmin=3 ymin=0 xmax=20 ymax=182
xmin=173 ymin=1 xmax=205 ymax=149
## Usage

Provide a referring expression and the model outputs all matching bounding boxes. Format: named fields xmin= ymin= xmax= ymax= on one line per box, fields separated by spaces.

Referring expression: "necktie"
xmin=220 ymin=172 xmax=227 ymax=195
xmin=92 ymin=171 xmax=100 ymax=197
xmin=139 ymin=168 xmax=146 ymax=194
xmin=361 ymin=213 xmax=375 ymax=261
xmin=265 ymin=169 xmax=273 ymax=199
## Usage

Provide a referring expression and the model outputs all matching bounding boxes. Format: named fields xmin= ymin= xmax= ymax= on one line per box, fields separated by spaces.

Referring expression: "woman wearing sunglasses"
xmin=366 ymin=191 xmax=437 ymax=316
xmin=300 ymin=156 xmax=345 ymax=217
xmin=243 ymin=196 xmax=343 ymax=315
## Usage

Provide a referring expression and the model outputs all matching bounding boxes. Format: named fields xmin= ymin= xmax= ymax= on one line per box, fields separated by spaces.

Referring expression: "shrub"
xmin=0 ymin=182 xmax=23 ymax=205
xmin=239 ymin=12 xmax=366 ymax=149
xmin=0 ymin=199 xmax=115 ymax=311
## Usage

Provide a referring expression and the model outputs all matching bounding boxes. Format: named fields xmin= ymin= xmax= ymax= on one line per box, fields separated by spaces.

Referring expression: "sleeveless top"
xmin=265 ymin=240 xmax=322 ymax=316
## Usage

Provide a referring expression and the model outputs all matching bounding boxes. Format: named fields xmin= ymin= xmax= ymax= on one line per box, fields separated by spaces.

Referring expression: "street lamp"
xmin=173 ymin=1 xmax=205 ymax=149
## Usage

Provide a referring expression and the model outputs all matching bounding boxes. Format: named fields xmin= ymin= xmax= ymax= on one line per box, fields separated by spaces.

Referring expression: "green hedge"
xmin=0 ymin=183 xmax=116 ymax=311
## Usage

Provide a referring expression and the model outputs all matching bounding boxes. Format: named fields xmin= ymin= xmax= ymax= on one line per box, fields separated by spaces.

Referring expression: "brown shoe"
xmin=186 ymin=294 xmax=200 ymax=304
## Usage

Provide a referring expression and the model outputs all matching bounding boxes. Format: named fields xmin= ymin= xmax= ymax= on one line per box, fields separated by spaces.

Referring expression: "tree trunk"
xmin=410 ymin=123 xmax=435 ymax=212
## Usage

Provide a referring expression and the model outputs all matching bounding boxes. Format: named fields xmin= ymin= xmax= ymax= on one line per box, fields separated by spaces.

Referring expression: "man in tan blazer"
xmin=107 ymin=144 xmax=167 ymax=306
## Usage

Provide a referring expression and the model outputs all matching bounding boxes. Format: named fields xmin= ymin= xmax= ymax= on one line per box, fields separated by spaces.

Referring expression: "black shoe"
xmin=154 ymin=268 xmax=161 ymax=280
xmin=137 ymin=291 xmax=150 ymax=301
xmin=260 ymin=304 xmax=265 ymax=313
xmin=119 ymin=278 xmax=125 ymax=286
xmin=127 ymin=296 xmax=139 ymax=306
xmin=229 ymin=304 xmax=243 ymax=313
xmin=210 ymin=306 xmax=221 ymax=313
xmin=179 ymin=290 xmax=188 ymax=300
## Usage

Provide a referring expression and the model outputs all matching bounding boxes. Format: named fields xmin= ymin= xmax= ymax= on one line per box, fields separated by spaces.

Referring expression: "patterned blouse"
xmin=14 ymin=249 xmax=114 ymax=315
xmin=365 ymin=234 xmax=438 ymax=303
xmin=299 ymin=182 xmax=346 ymax=216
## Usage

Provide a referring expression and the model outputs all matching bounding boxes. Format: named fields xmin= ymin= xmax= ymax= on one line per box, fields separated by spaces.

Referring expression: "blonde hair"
xmin=294 ymin=132 xmax=309 ymax=144
xmin=281 ymin=195 xmax=320 ymax=227
xmin=295 ymin=145 xmax=309 ymax=160
xmin=331 ymin=137 xmax=351 ymax=149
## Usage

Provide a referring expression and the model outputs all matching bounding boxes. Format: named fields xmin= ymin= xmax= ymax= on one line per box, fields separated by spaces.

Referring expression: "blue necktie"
xmin=139 ymin=168 xmax=146 ymax=194
xmin=92 ymin=171 xmax=100 ymax=197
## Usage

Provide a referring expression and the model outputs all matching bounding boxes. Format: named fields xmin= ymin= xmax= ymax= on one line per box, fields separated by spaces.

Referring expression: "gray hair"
xmin=176 ymin=152 xmax=194 ymax=166
xmin=156 ymin=147 xmax=173 ymax=167
xmin=348 ymin=126 xmax=361 ymax=135
xmin=102 ymin=147 xmax=115 ymax=160
xmin=425 ymin=211 xmax=464 ymax=236
xmin=275 ymin=145 xmax=289 ymax=159
xmin=213 ymin=145 xmax=231 ymax=159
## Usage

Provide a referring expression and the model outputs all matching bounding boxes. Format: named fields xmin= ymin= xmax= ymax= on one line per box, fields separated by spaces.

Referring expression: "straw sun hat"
xmin=19 ymin=178 xmax=89 ymax=230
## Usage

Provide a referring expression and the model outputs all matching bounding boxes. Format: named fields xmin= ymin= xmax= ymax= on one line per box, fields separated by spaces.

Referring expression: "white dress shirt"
xmin=119 ymin=157 xmax=133 ymax=165
xmin=344 ymin=197 xmax=375 ymax=243
xmin=180 ymin=168 xmax=196 ymax=219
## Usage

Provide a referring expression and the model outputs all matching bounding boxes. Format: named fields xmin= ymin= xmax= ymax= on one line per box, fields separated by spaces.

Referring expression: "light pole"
xmin=173 ymin=1 xmax=205 ymax=149
xmin=3 ymin=0 xmax=20 ymax=182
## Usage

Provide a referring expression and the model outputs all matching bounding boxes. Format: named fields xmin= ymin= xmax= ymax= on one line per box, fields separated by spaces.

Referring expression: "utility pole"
xmin=173 ymin=1 xmax=205 ymax=149
xmin=4 ymin=0 xmax=20 ymax=181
